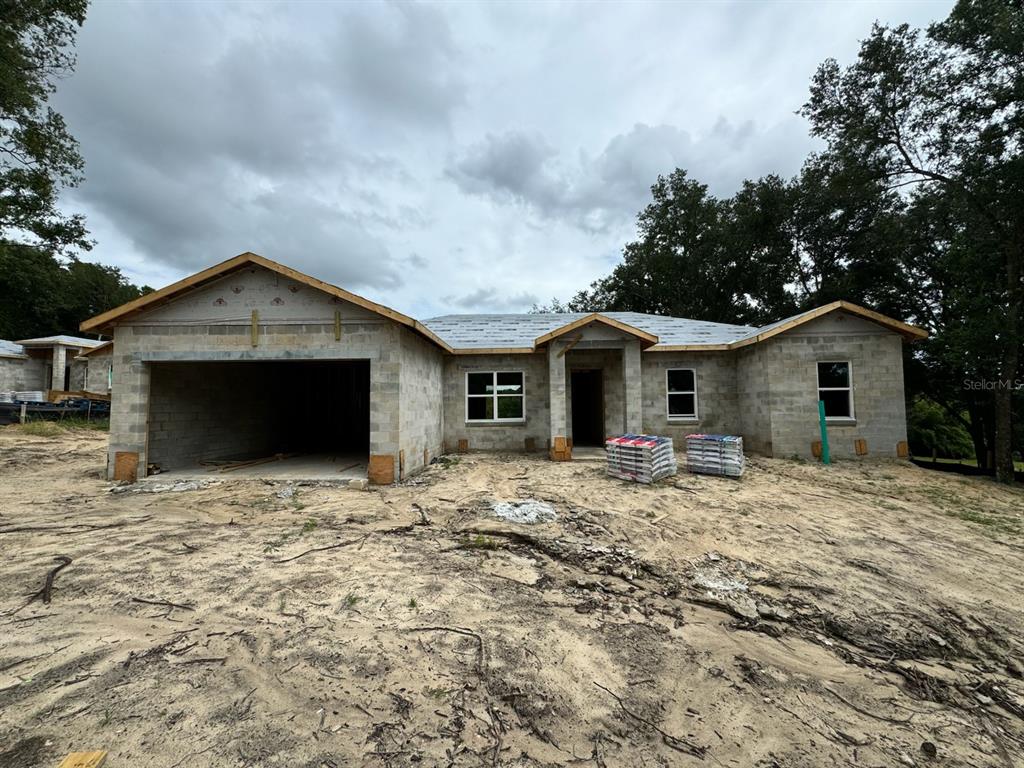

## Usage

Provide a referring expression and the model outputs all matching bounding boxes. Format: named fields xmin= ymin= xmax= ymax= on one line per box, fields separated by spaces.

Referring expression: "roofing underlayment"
xmin=0 ymin=340 xmax=28 ymax=359
xmin=423 ymin=301 xmax=927 ymax=351
xmin=16 ymin=335 xmax=106 ymax=348
xmin=422 ymin=312 xmax=757 ymax=350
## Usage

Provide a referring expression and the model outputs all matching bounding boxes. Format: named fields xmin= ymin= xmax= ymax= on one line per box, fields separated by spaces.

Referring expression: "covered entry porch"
xmin=542 ymin=316 xmax=650 ymax=461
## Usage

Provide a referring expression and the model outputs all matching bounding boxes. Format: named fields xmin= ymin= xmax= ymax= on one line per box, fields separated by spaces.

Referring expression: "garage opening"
xmin=147 ymin=360 xmax=369 ymax=479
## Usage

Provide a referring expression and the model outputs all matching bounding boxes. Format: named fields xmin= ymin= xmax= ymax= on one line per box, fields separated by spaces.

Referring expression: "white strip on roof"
xmin=15 ymin=334 xmax=105 ymax=348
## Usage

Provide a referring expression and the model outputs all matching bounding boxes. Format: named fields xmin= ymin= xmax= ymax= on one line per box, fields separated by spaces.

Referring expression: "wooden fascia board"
xmin=533 ymin=313 xmax=659 ymax=347
xmin=645 ymin=344 xmax=732 ymax=352
xmin=835 ymin=300 xmax=929 ymax=340
xmin=449 ymin=347 xmax=536 ymax=355
xmin=729 ymin=301 xmax=928 ymax=349
xmin=76 ymin=341 xmax=114 ymax=357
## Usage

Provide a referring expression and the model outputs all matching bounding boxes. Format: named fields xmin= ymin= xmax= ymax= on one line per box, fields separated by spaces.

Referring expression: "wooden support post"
xmin=251 ymin=310 xmax=259 ymax=347
xmin=19 ymin=403 xmax=26 ymax=424
xmin=334 ymin=309 xmax=342 ymax=341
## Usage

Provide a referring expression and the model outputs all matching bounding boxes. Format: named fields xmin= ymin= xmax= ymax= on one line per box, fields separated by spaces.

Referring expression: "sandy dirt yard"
xmin=1 ymin=428 xmax=1022 ymax=768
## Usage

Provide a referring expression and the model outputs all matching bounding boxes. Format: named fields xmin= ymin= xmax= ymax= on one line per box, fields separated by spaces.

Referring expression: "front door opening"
xmin=570 ymin=369 xmax=604 ymax=446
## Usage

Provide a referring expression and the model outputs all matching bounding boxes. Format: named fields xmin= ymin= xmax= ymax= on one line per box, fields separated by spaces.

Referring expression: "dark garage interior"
xmin=147 ymin=360 xmax=370 ymax=472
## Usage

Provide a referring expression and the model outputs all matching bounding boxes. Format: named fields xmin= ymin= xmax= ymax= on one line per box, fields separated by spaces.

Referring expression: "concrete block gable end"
xmin=80 ymin=252 xmax=926 ymax=481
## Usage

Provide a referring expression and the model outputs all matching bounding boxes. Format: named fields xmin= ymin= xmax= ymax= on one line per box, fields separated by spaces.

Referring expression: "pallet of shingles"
xmin=606 ymin=434 xmax=677 ymax=483
xmin=685 ymin=434 xmax=745 ymax=477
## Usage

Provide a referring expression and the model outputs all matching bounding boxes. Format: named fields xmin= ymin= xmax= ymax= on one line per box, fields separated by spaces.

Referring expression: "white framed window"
xmin=666 ymin=368 xmax=697 ymax=419
xmin=466 ymin=371 xmax=525 ymax=422
xmin=817 ymin=361 xmax=854 ymax=420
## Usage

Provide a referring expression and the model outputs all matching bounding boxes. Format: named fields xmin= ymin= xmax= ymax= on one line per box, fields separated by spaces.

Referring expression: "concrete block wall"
xmin=148 ymin=362 xmax=278 ymax=469
xmin=641 ymin=351 xmax=740 ymax=443
xmin=108 ymin=317 xmax=402 ymax=480
xmin=69 ymin=359 xmax=88 ymax=390
xmin=83 ymin=350 xmax=113 ymax=392
xmin=763 ymin=328 xmax=908 ymax=459
xmin=51 ymin=345 xmax=67 ymax=390
xmin=623 ymin=341 xmax=643 ymax=433
xmin=735 ymin=345 xmax=773 ymax=454
xmin=0 ymin=357 xmax=47 ymax=391
xmin=564 ymin=347 xmax=624 ymax=439
xmin=398 ymin=327 xmax=444 ymax=478
xmin=442 ymin=352 xmax=549 ymax=452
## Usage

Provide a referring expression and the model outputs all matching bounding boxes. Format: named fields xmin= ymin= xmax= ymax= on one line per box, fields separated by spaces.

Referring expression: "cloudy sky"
xmin=55 ymin=0 xmax=953 ymax=319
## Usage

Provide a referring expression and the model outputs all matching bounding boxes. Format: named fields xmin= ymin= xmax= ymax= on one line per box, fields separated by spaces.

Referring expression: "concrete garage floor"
xmin=150 ymin=452 xmax=368 ymax=481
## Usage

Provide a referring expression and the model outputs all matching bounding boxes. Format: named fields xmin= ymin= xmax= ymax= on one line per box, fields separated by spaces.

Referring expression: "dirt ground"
xmin=1 ymin=428 xmax=1022 ymax=768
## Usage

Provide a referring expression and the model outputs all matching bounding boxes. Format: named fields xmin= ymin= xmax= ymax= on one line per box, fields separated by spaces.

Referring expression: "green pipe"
xmin=818 ymin=400 xmax=831 ymax=465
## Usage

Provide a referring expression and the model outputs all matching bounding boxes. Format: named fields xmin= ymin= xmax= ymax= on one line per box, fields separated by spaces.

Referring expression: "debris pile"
xmin=605 ymin=434 xmax=678 ymax=483
xmin=686 ymin=434 xmax=745 ymax=477
xmin=490 ymin=499 xmax=557 ymax=524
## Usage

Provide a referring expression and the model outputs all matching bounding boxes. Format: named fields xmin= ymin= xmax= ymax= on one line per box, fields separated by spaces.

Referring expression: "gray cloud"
xmin=443 ymin=287 xmax=540 ymax=313
xmin=55 ymin=1 xmax=465 ymax=291
xmin=51 ymin=0 xmax=954 ymax=317
xmin=446 ymin=120 xmax=810 ymax=233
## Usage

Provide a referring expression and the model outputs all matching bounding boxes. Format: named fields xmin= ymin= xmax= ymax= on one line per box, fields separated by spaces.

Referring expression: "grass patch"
xmin=263 ymin=517 xmax=319 ymax=553
xmin=460 ymin=533 xmax=499 ymax=551
xmin=17 ymin=421 xmax=65 ymax=438
xmin=14 ymin=416 xmax=109 ymax=436
xmin=945 ymin=507 xmax=1022 ymax=537
xmin=434 ymin=456 xmax=461 ymax=469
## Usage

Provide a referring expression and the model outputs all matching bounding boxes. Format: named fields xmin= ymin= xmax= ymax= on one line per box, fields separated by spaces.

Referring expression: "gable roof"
xmin=16 ymin=335 xmax=105 ymax=349
xmin=79 ymin=252 xmax=453 ymax=352
xmin=533 ymin=313 xmax=659 ymax=347
xmin=730 ymin=301 xmax=928 ymax=347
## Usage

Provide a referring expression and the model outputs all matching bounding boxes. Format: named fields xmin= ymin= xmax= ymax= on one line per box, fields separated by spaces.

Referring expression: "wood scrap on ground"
xmin=57 ymin=751 xmax=107 ymax=768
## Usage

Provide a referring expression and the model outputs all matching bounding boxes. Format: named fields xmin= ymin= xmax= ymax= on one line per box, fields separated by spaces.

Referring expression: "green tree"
xmin=800 ymin=0 xmax=1023 ymax=482
xmin=567 ymin=170 xmax=800 ymax=325
xmin=0 ymin=242 xmax=65 ymax=338
xmin=0 ymin=242 xmax=149 ymax=339
xmin=907 ymin=396 xmax=975 ymax=460
xmin=0 ymin=0 xmax=91 ymax=252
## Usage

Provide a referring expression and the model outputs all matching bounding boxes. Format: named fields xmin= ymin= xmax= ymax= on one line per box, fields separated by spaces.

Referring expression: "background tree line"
xmin=0 ymin=1 xmax=149 ymax=340
xmin=536 ymin=0 xmax=1023 ymax=482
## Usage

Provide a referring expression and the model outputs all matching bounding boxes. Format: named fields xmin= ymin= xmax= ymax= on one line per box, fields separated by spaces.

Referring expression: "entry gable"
xmin=80 ymin=252 xmax=452 ymax=351
xmin=533 ymin=313 xmax=659 ymax=348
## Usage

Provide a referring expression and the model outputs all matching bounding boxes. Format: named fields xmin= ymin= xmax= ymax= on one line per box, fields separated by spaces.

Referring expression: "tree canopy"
xmin=0 ymin=243 xmax=149 ymax=340
xmin=0 ymin=0 xmax=91 ymax=252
